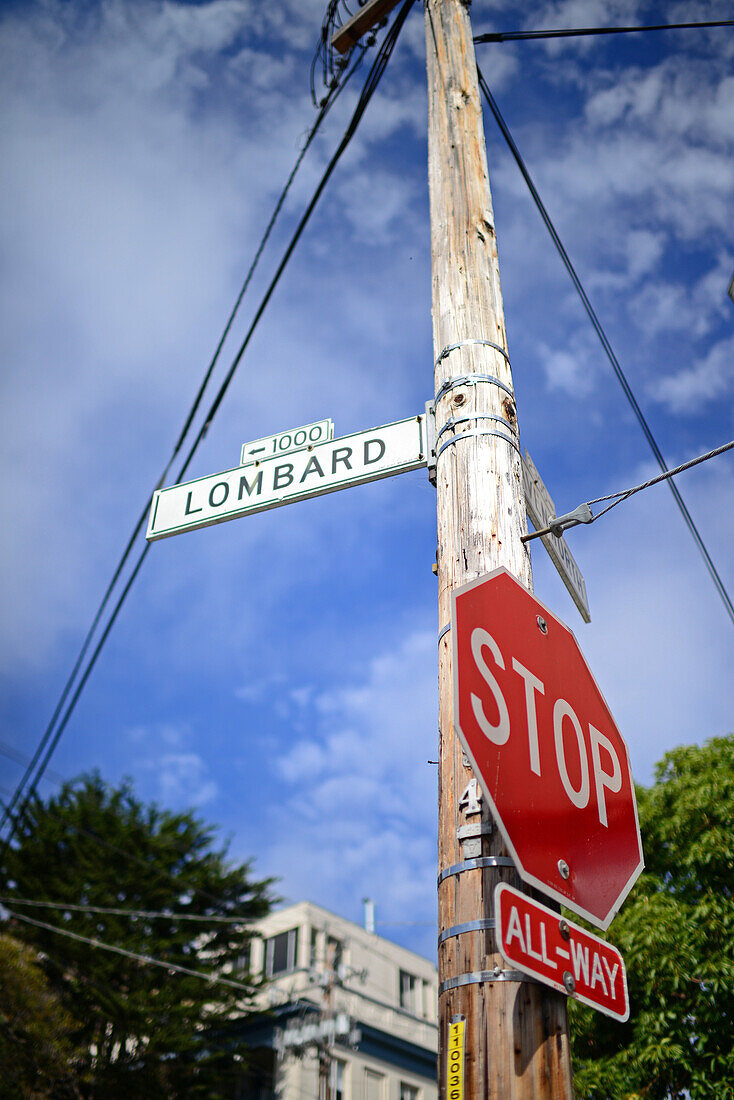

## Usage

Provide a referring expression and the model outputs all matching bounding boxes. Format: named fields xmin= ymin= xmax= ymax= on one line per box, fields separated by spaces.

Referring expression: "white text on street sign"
xmin=523 ymin=449 xmax=590 ymax=623
xmin=147 ymin=415 xmax=427 ymax=541
xmin=452 ymin=567 xmax=643 ymax=928
xmin=241 ymin=419 xmax=334 ymax=465
xmin=495 ymin=884 xmax=629 ymax=1022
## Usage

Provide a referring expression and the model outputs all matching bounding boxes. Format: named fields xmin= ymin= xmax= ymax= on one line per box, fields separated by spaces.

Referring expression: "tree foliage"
xmin=0 ymin=773 xmax=274 ymax=1098
xmin=571 ymin=735 xmax=734 ymax=1099
xmin=0 ymin=932 xmax=84 ymax=1098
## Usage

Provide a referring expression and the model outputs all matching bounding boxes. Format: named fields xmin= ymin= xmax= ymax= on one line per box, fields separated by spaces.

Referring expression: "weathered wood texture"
xmin=425 ymin=1 xmax=574 ymax=1096
xmin=331 ymin=0 xmax=404 ymax=54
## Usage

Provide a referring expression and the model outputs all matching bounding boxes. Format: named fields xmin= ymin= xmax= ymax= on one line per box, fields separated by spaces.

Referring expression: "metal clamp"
xmin=438 ymin=857 xmax=515 ymax=884
xmin=434 ymin=373 xmax=514 ymax=406
xmin=522 ymin=502 xmax=595 ymax=543
xmin=436 ymin=428 xmax=521 ymax=460
xmin=435 ymin=340 xmax=511 ymax=369
xmin=437 ymin=622 xmax=451 ymax=645
xmin=458 ymin=821 xmax=492 ymax=858
xmin=440 ymin=969 xmax=538 ymax=994
xmin=457 ymin=823 xmax=492 ymax=841
xmin=438 ymin=918 xmax=496 ymax=946
xmin=424 ymin=401 xmax=437 ymax=485
xmin=435 ymin=413 xmax=515 ymax=443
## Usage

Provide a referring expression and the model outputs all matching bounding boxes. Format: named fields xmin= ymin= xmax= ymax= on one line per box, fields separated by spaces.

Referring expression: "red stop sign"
xmin=451 ymin=568 xmax=643 ymax=929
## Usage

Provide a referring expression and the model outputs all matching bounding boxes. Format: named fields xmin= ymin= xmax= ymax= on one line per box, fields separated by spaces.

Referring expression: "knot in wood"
xmin=501 ymin=397 xmax=516 ymax=425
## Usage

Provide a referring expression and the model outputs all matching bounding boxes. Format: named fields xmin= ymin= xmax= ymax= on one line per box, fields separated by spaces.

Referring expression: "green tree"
xmin=0 ymin=773 xmax=274 ymax=1099
xmin=571 ymin=734 xmax=734 ymax=1099
xmin=0 ymin=931 xmax=84 ymax=1098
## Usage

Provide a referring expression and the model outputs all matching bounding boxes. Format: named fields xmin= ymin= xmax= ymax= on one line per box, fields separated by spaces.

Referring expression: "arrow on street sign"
xmin=523 ymin=449 xmax=590 ymax=623
xmin=495 ymin=884 xmax=629 ymax=1022
xmin=240 ymin=418 xmax=334 ymax=465
xmin=147 ymin=415 xmax=427 ymax=541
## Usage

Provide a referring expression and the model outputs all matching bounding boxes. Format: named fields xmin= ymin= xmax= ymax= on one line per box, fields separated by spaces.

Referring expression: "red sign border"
xmin=494 ymin=883 xmax=630 ymax=1022
xmin=451 ymin=566 xmax=643 ymax=929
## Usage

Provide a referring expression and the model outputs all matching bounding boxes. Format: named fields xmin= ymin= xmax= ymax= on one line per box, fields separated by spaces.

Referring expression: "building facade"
xmin=236 ymin=901 xmax=438 ymax=1100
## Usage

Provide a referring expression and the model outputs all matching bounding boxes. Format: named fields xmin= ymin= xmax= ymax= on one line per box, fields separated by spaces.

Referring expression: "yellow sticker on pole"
xmin=447 ymin=1018 xmax=465 ymax=1100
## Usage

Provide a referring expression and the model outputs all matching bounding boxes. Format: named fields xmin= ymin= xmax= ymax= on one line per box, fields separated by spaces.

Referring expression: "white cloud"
xmin=258 ymin=629 xmax=438 ymax=926
xmin=542 ymin=348 xmax=592 ymax=396
xmin=156 ymin=751 xmax=219 ymax=807
xmin=128 ymin=722 xmax=187 ymax=747
xmin=651 ymin=335 xmax=734 ymax=414
xmin=0 ymin=0 xmax=425 ymax=671
xmin=625 ymin=229 xmax=665 ymax=281
xmin=335 ymin=168 xmax=418 ymax=246
xmin=126 ymin=722 xmax=218 ymax=807
xmin=538 ymin=327 xmax=604 ymax=397
xmin=526 ymin=0 xmax=643 ymax=56
xmin=585 ymin=59 xmax=734 ymax=148
xmin=631 ymin=253 xmax=733 ymax=339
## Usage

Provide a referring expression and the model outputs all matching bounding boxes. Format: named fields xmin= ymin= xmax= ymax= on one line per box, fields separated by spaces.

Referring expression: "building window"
xmin=420 ymin=978 xmax=433 ymax=1019
xmin=363 ymin=1068 xmax=384 ymax=1100
xmin=265 ymin=927 xmax=298 ymax=976
xmin=310 ymin=926 xmax=320 ymax=967
xmin=399 ymin=969 xmax=417 ymax=1012
xmin=331 ymin=1058 xmax=346 ymax=1100
xmin=400 ymin=1085 xmax=419 ymax=1100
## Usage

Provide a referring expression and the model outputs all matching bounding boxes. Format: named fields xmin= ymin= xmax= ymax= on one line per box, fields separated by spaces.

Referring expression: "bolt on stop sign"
xmin=451 ymin=568 xmax=643 ymax=929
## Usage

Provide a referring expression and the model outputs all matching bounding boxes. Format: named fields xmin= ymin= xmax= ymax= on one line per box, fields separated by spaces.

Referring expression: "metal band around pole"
xmin=438 ymin=918 xmax=496 ymax=946
xmin=435 ymin=339 xmax=511 ymax=368
xmin=435 ymin=413 xmax=515 ymax=443
xmin=437 ymin=622 xmax=451 ymax=645
xmin=433 ymin=372 xmax=514 ymax=405
xmin=436 ymin=428 xmax=521 ymax=460
xmin=438 ymin=856 xmax=515 ymax=885
xmin=440 ymin=970 xmax=538 ymax=995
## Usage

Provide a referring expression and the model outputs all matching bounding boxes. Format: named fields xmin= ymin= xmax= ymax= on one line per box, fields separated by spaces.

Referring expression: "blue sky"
xmin=1 ymin=0 xmax=732 ymax=960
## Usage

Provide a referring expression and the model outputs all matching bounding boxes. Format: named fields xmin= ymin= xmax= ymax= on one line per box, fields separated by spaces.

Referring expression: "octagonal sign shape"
xmin=452 ymin=567 xmax=643 ymax=929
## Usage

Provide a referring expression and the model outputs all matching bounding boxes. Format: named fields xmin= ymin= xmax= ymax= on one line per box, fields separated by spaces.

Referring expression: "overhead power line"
xmin=0 ymin=896 xmax=254 ymax=924
xmin=476 ymin=68 xmax=734 ymax=628
xmin=0 ymin=49 xmax=365 ymax=844
xmin=474 ymin=21 xmax=734 ymax=44
xmin=0 ymin=0 xmax=415 ymax=852
xmin=523 ymin=439 xmax=734 ymax=542
xmin=2 ymin=906 xmax=255 ymax=995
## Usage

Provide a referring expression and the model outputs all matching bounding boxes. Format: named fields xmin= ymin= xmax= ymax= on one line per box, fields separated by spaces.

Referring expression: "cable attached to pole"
xmin=0 ymin=52 xmax=366 ymax=844
xmin=474 ymin=21 xmax=734 ymax=45
xmin=476 ymin=68 xmax=734 ymax=627
xmin=523 ymin=439 xmax=734 ymax=541
xmin=0 ymin=0 xmax=416 ymax=856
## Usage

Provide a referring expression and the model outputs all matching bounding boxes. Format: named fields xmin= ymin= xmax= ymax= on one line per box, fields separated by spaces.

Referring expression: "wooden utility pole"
xmin=425 ymin=1 xmax=573 ymax=1096
xmin=334 ymin=0 xmax=575 ymax=1095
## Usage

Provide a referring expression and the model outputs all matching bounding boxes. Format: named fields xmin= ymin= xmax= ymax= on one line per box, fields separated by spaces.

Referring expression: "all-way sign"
xmin=495 ymin=884 xmax=629 ymax=1022
xmin=147 ymin=415 xmax=427 ymax=540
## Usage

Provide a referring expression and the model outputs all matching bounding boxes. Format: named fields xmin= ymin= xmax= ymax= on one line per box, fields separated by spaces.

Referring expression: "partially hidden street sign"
xmin=523 ymin=449 xmax=590 ymax=623
xmin=495 ymin=884 xmax=629 ymax=1022
xmin=147 ymin=415 xmax=427 ymax=541
xmin=276 ymin=1012 xmax=361 ymax=1053
xmin=452 ymin=567 xmax=643 ymax=928
xmin=240 ymin=418 xmax=334 ymax=464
